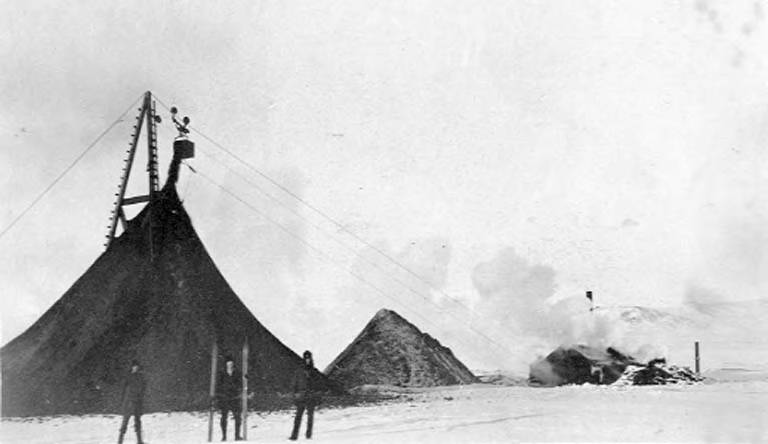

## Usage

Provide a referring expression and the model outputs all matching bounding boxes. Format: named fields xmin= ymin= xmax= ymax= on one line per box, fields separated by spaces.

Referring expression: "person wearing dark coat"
xmin=118 ymin=360 xmax=146 ymax=444
xmin=289 ymin=350 xmax=321 ymax=441
xmin=217 ymin=355 xmax=243 ymax=441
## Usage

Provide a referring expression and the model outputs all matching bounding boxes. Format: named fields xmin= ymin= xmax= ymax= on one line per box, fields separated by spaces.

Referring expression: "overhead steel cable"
xmin=184 ymin=162 xmax=511 ymax=355
xmin=154 ymin=96 xmax=512 ymax=352
xmin=188 ymin=145 xmax=514 ymax=352
xmin=174 ymin=120 xmax=482 ymax=317
xmin=0 ymin=93 xmax=144 ymax=243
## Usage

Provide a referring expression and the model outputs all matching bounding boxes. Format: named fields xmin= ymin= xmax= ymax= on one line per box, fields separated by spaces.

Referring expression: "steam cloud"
xmin=470 ymin=247 xmax=668 ymax=370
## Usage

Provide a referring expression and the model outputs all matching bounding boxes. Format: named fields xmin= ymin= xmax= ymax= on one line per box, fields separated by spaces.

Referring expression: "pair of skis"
xmin=208 ymin=340 xmax=249 ymax=442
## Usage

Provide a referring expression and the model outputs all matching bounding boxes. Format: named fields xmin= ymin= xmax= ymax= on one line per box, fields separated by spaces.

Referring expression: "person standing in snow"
xmin=289 ymin=350 xmax=321 ymax=441
xmin=217 ymin=355 xmax=243 ymax=441
xmin=118 ymin=360 xmax=146 ymax=444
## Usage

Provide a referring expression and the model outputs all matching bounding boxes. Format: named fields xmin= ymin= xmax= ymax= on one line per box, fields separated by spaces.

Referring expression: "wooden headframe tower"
xmin=104 ymin=91 xmax=161 ymax=250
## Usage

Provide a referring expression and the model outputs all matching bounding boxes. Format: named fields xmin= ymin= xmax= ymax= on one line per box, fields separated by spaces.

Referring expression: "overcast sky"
xmin=1 ymin=1 xmax=767 ymax=371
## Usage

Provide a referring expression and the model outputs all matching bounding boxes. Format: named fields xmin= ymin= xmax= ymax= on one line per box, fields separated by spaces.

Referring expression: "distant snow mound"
xmin=476 ymin=372 xmax=529 ymax=386
xmin=596 ymin=305 xmax=695 ymax=327
xmin=324 ymin=309 xmax=478 ymax=389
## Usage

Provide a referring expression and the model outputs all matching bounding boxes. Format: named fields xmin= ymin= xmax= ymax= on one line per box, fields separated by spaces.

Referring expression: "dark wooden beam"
xmin=122 ymin=195 xmax=151 ymax=206
xmin=118 ymin=207 xmax=127 ymax=230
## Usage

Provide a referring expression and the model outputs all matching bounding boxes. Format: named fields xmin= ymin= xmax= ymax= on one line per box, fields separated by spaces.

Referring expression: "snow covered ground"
xmin=3 ymin=373 xmax=767 ymax=444
xmin=4 ymin=301 xmax=767 ymax=443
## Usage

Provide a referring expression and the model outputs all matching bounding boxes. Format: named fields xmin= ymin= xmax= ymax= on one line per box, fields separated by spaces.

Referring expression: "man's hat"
xmin=225 ymin=355 xmax=235 ymax=363
xmin=302 ymin=350 xmax=312 ymax=359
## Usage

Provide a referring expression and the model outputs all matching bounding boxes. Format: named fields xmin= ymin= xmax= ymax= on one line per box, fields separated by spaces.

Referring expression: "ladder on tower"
xmin=147 ymin=98 xmax=160 ymax=194
xmin=104 ymin=91 xmax=160 ymax=250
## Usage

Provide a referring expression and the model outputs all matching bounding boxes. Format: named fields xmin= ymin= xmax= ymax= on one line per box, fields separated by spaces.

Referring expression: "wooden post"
xmin=145 ymin=94 xmax=158 ymax=261
xmin=241 ymin=338 xmax=249 ymax=440
xmin=695 ymin=341 xmax=700 ymax=375
xmin=208 ymin=341 xmax=218 ymax=442
xmin=146 ymin=93 xmax=159 ymax=196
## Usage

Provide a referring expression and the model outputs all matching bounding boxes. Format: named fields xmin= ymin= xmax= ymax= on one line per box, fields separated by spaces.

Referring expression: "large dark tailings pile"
xmin=1 ymin=185 xmax=334 ymax=417
xmin=324 ymin=309 xmax=477 ymax=389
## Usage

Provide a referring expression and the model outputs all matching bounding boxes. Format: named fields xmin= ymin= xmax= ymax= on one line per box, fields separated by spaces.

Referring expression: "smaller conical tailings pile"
xmin=324 ymin=308 xmax=477 ymax=389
